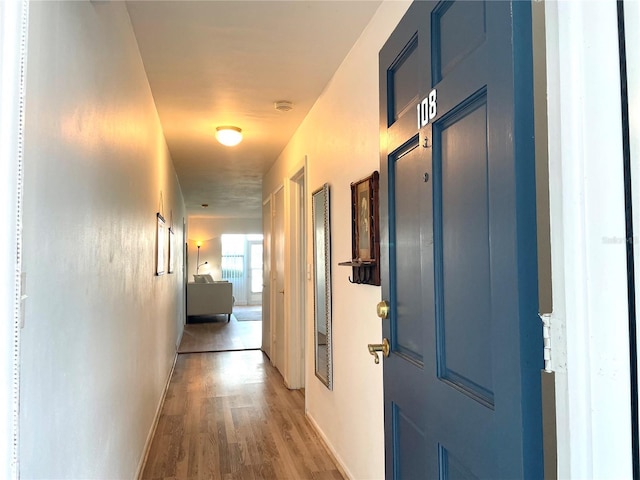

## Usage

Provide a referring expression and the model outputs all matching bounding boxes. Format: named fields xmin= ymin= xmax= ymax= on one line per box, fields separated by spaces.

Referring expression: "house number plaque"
xmin=417 ymin=88 xmax=437 ymax=129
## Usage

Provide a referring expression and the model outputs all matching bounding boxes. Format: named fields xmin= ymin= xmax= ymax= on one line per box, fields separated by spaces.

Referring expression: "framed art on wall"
xmin=338 ymin=171 xmax=380 ymax=285
xmin=168 ymin=227 xmax=175 ymax=274
xmin=352 ymin=171 xmax=379 ymax=263
xmin=156 ymin=213 xmax=166 ymax=276
xmin=354 ymin=175 xmax=373 ymax=260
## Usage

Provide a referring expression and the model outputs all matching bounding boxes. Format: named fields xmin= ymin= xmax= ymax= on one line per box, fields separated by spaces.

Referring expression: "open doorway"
xmin=181 ymin=233 xmax=264 ymax=353
xmin=221 ymin=233 xmax=264 ymax=306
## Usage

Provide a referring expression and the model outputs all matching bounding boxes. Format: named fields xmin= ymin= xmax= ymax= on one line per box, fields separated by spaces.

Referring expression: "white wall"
xmin=20 ymin=2 xmax=185 ymax=478
xmin=0 ymin=2 xmax=29 ymax=478
xmin=263 ymin=2 xmax=410 ymax=478
xmin=187 ymin=216 xmax=261 ymax=281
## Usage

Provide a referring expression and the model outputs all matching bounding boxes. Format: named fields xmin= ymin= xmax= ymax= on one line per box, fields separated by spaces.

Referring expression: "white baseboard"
xmin=134 ymin=352 xmax=178 ymax=480
xmin=305 ymin=410 xmax=354 ymax=480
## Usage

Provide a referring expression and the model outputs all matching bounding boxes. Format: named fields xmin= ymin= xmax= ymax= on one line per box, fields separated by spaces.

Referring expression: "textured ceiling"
xmin=126 ymin=1 xmax=382 ymax=218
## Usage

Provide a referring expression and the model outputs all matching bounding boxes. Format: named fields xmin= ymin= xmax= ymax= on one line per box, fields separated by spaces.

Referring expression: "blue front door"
xmin=379 ymin=2 xmax=543 ymax=477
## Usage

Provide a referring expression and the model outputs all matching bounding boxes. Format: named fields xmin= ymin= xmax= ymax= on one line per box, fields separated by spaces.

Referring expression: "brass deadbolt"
xmin=376 ymin=301 xmax=390 ymax=319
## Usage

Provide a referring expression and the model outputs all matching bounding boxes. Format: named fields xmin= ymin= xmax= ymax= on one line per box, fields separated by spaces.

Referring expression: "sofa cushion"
xmin=193 ymin=274 xmax=215 ymax=283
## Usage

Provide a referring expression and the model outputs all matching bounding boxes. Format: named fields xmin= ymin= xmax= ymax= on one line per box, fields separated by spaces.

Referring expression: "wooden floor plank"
xmin=141 ymin=350 xmax=343 ymax=480
xmin=179 ymin=306 xmax=262 ymax=353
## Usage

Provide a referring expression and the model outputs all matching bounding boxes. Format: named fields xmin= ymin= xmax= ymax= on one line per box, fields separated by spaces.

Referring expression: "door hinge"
xmin=540 ymin=313 xmax=552 ymax=373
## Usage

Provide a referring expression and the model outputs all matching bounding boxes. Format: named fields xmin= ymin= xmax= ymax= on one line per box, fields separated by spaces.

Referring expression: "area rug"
xmin=233 ymin=305 xmax=262 ymax=322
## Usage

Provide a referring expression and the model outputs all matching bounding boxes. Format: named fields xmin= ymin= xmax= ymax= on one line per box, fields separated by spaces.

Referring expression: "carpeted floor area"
xmin=179 ymin=305 xmax=262 ymax=353
xmin=233 ymin=304 xmax=262 ymax=322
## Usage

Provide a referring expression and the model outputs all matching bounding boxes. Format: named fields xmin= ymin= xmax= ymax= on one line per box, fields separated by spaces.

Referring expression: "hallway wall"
xmin=19 ymin=2 xmax=185 ymax=478
xmin=263 ymin=1 xmax=411 ymax=478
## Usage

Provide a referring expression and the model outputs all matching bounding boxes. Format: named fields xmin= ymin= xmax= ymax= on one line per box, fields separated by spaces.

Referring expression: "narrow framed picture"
xmin=156 ymin=213 xmax=166 ymax=276
xmin=351 ymin=171 xmax=379 ymax=262
xmin=168 ymin=227 xmax=175 ymax=274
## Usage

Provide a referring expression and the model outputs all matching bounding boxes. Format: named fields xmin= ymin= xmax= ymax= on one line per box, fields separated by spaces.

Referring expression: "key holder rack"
xmin=338 ymin=171 xmax=381 ymax=286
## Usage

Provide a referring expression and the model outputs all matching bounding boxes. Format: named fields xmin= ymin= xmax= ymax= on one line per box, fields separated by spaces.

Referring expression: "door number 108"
xmin=417 ymin=89 xmax=437 ymax=129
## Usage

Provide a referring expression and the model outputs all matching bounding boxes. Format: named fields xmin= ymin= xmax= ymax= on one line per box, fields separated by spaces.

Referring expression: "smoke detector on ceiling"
xmin=274 ymin=101 xmax=293 ymax=112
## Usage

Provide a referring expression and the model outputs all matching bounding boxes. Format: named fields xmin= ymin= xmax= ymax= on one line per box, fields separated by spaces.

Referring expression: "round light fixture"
xmin=215 ymin=126 xmax=243 ymax=147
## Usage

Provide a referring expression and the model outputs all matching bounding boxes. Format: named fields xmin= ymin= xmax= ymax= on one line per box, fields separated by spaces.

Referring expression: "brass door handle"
xmin=376 ymin=301 xmax=390 ymax=319
xmin=368 ymin=338 xmax=390 ymax=364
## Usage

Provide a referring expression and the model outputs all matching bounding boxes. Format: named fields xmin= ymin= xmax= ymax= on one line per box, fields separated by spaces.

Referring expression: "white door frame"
xmin=272 ymin=186 xmax=286 ymax=373
xmin=284 ymin=161 xmax=306 ymax=389
xmin=262 ymin=195 xmax=273 ymax=360
xmin=545 ymin=1 xmax=632 ymax=477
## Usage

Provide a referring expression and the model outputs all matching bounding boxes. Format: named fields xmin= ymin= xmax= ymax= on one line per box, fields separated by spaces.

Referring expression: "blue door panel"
xmin=432 ymin=0 xmax=487 ymax=83
xmin=392 ymin=403 xmax=426 ymax=480
xmin=434 ymin=90 xmax=494 ymax=407
xmin=438 ymin=444 xmax=479 ymax=480
xmin=389 ymin=37 xmax=420 ymax=124
xmin=380 ymin=8 xmax=431 ymax=476
xmin=391 ymin=143 xmax=429 ymax=364
xmin=380 ymin=1 xmax=542 ymax=478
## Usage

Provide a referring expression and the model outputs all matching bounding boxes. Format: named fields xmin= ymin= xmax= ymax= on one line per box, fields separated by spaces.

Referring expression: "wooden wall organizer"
xmin=338 ymin=171 xmax=380 ymax=286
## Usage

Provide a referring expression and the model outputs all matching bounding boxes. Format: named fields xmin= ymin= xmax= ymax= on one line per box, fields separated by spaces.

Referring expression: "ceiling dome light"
xmin=215 ymin=126 xmax=243 ymax=147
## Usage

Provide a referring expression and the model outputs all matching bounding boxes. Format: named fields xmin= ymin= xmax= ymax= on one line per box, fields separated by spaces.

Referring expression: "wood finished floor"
xmin=179 ymin=307 xmax=262 ymax=353
xmin=141 ymin=350 xmax=343 ymax=480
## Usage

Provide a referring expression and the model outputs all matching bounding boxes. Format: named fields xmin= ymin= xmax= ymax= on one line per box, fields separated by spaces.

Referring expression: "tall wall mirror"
xmin=312 ymin=183 xmax=332 ymax=389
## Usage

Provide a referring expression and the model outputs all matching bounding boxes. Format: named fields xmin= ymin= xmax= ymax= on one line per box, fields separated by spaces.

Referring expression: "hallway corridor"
xmin=141 ymin=350 xmax=343 ymax=479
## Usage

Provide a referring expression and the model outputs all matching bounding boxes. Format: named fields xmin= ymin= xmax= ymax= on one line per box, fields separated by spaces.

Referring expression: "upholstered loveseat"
xmin=186 ymin=275 xmax=234 ymax=321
